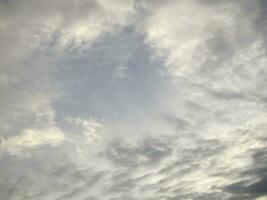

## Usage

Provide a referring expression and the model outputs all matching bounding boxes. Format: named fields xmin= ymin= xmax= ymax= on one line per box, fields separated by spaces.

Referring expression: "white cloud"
xmin=64 ymin=116 xmax=103 ymax=143
xmin=0 ymin=0 xmax=135 ymax=68
xmin=132 ymin=0 xmax=267 ymax=198
xmin=1 ymin=127 xmax=65 ymax=156
xmin=1 ymin=0 xmax=267 ymax=199
xmin=0 ymin=0 xmax=135 ymax=152
xmin=140 ymin=0 xmax=260 ymax=77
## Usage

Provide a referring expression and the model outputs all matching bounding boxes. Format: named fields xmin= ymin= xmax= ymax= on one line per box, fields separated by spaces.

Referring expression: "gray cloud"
xmin=1 ymin=0 xmax=267 ymax=200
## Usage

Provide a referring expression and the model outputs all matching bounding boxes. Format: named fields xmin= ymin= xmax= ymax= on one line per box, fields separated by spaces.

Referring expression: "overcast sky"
xmin=1 ymin=0 xmax=267 ymax=199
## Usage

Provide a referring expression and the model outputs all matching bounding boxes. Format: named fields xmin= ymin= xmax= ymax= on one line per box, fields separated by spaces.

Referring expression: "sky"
xmin=1 ymin=0 xmax=267 ymax=199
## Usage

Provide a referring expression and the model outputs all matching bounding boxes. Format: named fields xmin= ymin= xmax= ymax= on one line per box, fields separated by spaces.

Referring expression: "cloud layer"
xmin=1 ymin=0 xmax=267 ymax=200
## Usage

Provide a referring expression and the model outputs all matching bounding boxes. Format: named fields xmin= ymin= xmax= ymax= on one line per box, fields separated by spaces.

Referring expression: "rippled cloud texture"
xmin=1 ymin=0 xmax=267 ymax=199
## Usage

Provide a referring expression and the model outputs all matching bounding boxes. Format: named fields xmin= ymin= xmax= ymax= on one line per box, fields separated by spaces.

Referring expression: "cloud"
xmin=0 ymin=127 xmax=65 ymax=156
xmin=64 ymin=116 xmax=102 ymax=141
xmin=135 ymin=0 xmax=267 ymax=199
xmin=1 ymin=0 xmax=267 ymax=200
xmin=139 ymin=0 xmax=267 ymax=104
xmin=0 ymin=0 xmax=135 ymax=145
xmin=0 ymin=0 xmax=135 ymax=61
xmin=0 ymin=0 xmax=135 ymax=152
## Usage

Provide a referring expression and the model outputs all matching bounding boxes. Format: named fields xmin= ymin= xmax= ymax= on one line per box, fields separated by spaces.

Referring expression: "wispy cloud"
xmin=1 ymin=0 xmax=267 ymax=200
